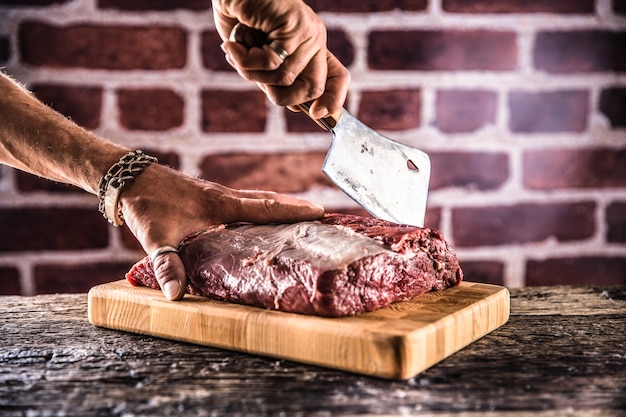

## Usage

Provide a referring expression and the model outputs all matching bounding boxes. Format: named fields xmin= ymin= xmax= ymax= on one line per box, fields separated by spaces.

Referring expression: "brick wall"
xmin=1 ymin=0 xmax=625 ymax=295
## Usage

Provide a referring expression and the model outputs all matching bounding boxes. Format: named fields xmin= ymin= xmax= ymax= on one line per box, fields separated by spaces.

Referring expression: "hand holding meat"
xmin=118 ymin=166 xmax=324 ymax=300
xmin=212 ymin=0 xmax=350 ymax=118
xmin=0 ymin=71 xmax=324 ymax=301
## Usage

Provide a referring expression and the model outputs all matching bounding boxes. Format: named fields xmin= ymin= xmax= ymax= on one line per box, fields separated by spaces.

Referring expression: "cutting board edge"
xmin=87 ymin=282 xmax=412 ymax=378
xmin=87 ymin=280 xmax=510 ymax=380
xmin=394 ymin=284 xmax=510 ymax=379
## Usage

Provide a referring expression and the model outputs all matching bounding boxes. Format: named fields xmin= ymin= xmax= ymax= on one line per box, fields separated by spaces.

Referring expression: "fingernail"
xmin=163 ymin=280 xmax=181 ymax=300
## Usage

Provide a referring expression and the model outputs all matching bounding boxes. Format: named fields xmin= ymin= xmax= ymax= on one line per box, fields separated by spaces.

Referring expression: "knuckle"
xmin=306 ymin=84 xmax=325 ymax=101
xmin=339 ymin=66 xmax=351 ymax=81
xmin=263 ymin=198 xmax=277 ymax=211
xmin=153 ymin=254 xmax=172 ymax=273
xmin=265 ymin=87 xmax=291 ymax=107
xmin=153 ymin=255 xmax=179 ymax=282
xmin=275 ymin=69 xmax=297 ymax=86
xmin=271 ymin=95 xmax=291 ymax=107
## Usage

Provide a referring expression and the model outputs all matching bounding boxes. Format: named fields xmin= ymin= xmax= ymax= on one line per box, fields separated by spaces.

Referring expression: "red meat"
xmin=126 ymin=213 xmax=462 ymax=317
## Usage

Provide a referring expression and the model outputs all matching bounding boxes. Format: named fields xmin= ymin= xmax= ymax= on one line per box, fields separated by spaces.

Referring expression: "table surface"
xmin=1 ymin=285 xmax=625 ymax=417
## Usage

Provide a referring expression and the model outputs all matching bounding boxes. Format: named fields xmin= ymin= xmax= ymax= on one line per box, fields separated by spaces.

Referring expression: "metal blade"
xmin=322 ymin=110 xmax=430 ymax=227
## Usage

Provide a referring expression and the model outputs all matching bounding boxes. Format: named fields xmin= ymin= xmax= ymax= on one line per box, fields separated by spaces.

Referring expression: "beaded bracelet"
xmin=97 ymin=150 xmax=158 ymax=227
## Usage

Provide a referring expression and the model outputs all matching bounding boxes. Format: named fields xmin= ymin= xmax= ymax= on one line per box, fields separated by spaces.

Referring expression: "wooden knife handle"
xmin=295 ymin=102 xmax=340 ymax=131
xmin=230 ymin=23 xmax=342 ymax=131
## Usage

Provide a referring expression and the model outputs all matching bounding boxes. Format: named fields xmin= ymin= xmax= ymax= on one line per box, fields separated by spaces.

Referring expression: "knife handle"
xmin=295 ymin=102 xmax=340 ymax=131
xmin=229 ymin=23 xmax=342 ymax=131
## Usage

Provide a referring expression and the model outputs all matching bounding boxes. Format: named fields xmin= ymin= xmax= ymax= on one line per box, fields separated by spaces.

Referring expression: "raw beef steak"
xmin=126 ymin=213 xmax=463 ymax=317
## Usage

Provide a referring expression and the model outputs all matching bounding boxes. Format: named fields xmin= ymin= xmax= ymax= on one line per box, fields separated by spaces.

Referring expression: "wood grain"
xmin=3 ymin=286 xmax=625 ymax=416
xmin=88 ymin=280 xmax=510 ymax=379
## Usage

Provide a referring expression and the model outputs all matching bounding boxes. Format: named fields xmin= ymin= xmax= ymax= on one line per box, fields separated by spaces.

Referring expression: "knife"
xmin=229 ymin=24 xmax=431 ymax=227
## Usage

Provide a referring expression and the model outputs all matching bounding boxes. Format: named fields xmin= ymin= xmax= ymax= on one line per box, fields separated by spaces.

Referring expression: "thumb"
xmin=151 ymin=249 xmax=187 ymax=301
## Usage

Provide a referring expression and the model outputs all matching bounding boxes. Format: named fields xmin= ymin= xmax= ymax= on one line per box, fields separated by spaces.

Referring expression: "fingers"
xmin=307 ymin=51 xmax=351 ymax=119
xmin=263 ymin=49 xmax=327 ymax=107
xmin=221 ymin=24 xmax=323 ymax=76
xmin=214 ymin=0 xmax=338 ymax=109
xmin=221 ymin=40 xmax=327 ymax=107
xmin=221 ymin=41 xmax=285 ymax=72
xmin=226 ymin=189 xmax=325 ymax=224
xmin=212 ymin=11 xmax=238 ymax=44
xmin=119 ymin=164 xmax=325 ymax=303
xmin=223 ymin=42 xmax=349 ymax=117
xmin=151 ymin=249 xmax=187 ymax=301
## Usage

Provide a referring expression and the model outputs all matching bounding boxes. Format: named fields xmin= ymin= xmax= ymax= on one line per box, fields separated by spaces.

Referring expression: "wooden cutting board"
xmin=88 ymin=280 xmax=509 ymax=380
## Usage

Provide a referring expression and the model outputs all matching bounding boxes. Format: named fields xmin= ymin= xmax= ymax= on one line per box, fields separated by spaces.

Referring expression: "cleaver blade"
xmin=304 ymin=104 xmax=430 ymax=227
xmin=230 ymin=23 xmax=431 ymax=226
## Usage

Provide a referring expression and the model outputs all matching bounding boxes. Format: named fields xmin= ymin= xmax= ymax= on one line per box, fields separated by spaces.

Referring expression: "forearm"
xmin=0 ymin=72 xmax=128 ymax=194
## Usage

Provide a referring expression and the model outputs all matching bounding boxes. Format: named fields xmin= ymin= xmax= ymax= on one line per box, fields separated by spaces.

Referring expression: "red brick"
xmin=306 ymin=0 xmax=427 ymax=12
xmin=0 ymin=0 xmax=69 ymax=4
xmin=526 ymin=257 xmax=626 ymax=286
xmin=607 ymin=202 xmax=626 ymax=243
xmin=368 ymin=30 xmax=517 ymax=71
xmin=284 ymin=108 xmax=321 ymax=132
xmin=424 ymin=207 xmax=442 ymax=230
xmin=34 ymin=261 xmax=135 ymax=294
xmin=146 ymin=150 xmax=181 ymax=170
xmin=97 ymin=0 xmax=210 ymax=10
xmin=509 ymin=90 xmax=589 ymax=133
xmin=599 ymin=87 xmax=626 ymax=128
xmin=201 ymin=30 xmax=234 ymax=72
xmin=327 ymin=29 xmax=355 ymax=67
xmin=435 ymin=90 xmax=497 ymax=133
xmin=615 ymin=0 xmax=626 ymax=14
xmin=442 ymin=0 xmax=594 ymax=14
xmin=201 ymin=90 xmax=267 ymax=132
xmin=121 ymin=227 xmax=143 ymax=251
xmin=32 ymin=84 xmax=102 ymax=130
xmin=523 ymin=148 xmax=626 ymax=189
xmin=357 ymin=89 xmax=421 ymax=130
xmin=199 ymin=152 xmax=332 ymax=193
xmin=429 ymin=152 xmax=509 ymax=191
xmin=0 ymin=267 xmax=21 ymax=295
xmin=16 ymin=171 xmax=86 ymax=193
xmin=452 ymin=202 xmax=596 ymax=247
xmin=118 ymin=89 xmax=184 ymax=131
xmin=19 ymin=21 xmax=187 ymax=70
xmin=0 ymin=208 xmax=109 ymax=252
xmin=0 ymin=36 xmax=9 ymax=63
xmin=533 ymin=31 xmax=626 ymax=73
xmin=459 ymin=261 xmax=504 ymax=286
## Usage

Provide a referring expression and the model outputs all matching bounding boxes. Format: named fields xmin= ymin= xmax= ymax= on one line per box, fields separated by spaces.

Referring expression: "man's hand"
xmin=0 ymin=70 xmax=324 ymax=302
xmin=212 ymin=0 xmax=350 ymax=119
xmin=120 ymin=164 xmax=324 ymax=300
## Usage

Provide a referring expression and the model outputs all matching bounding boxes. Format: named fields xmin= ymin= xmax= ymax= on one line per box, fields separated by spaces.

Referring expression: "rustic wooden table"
xmin=1 ymin=285 xmax=625 ymax=416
